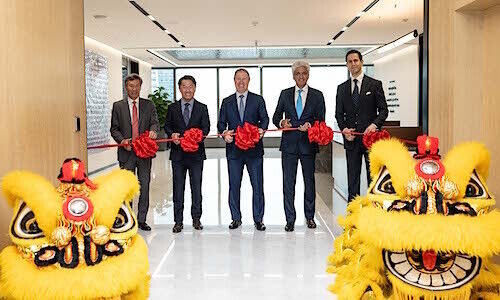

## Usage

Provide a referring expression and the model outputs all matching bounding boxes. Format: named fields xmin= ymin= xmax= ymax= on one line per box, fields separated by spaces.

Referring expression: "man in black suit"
xmin=272 ymin=61 xmax=326 ymax=232
xmin=164 ymin=75 xmax=210 ymax=233
xmin=217 ymin=68 xmax=269 ymax=231
xmin=110 ymin=73 xmax=160 ymax=231
xmin=335 ymin=50 xmax=388 ymax=202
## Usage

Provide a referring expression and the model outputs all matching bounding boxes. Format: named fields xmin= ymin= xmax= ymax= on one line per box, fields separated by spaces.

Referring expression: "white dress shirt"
xmin=128 ymin=97 xmax=140 ymax=122
xmin=236 ymin=90 xmax=248 ymax=109
xmin=350 ymin=72 xmax=364 ymax=94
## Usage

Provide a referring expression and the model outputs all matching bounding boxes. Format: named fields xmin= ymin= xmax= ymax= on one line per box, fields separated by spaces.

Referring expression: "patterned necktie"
xmin=352 ymin=79 xmax=360 ymax=108
xmin=238 ymin=94 xmax=245 ymax=122
xmin=183 ymin=102 xmax=190 ymax=125
xmin=132 ymin=101 xmax=139 ymax=141
xmin=296 ymin=89 xmax=303 ymax=118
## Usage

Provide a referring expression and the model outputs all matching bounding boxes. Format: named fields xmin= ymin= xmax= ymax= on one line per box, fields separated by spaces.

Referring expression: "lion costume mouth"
xmin=384 ymin=250 xmax=481 ymax=291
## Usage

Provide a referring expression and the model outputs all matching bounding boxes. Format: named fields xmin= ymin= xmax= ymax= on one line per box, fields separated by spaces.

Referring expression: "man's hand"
xmin=342 ymin=128 xmax=356 ymax=141
xmin=222 ymin=130 xmax=234 ymax=143
xmin=121 ymin=138 xmax=132 ymax=151
xmin=149 ymin=131 xmax=157 ymax=139
xmin=298 ymin=122 xmax=311 ymax=132
xmin=280 ymin=119 xmax=292 ymax=129
xmin=258 ymin=128 xmax=264 ymax=139
xmin=172 ymin=133 xmax=181 ymax=145
xmin=363 ymin=123 xmax=377 ymax=135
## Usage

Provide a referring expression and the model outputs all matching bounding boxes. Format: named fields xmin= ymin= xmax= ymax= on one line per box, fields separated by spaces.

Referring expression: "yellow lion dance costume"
xmin=328 ymin=136 xmax=500 ymax=300
xmin=0 ymin=158 xmax=150 ymax=300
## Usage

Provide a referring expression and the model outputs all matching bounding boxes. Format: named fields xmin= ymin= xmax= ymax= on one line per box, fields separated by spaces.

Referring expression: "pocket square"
xmin=365 ymin=91 xmax=372 ymax=95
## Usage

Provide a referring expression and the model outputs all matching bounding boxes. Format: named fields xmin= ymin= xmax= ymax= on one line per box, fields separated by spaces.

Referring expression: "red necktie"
xmin=132 ymin=101 xmax=139 ymax=141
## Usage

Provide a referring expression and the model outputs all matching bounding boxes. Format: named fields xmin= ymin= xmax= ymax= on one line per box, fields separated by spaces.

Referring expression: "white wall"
xmin=85 ymin=37 xmax=152 ymax=173
xmin=373 ymin=45 xmax=419 ymax=127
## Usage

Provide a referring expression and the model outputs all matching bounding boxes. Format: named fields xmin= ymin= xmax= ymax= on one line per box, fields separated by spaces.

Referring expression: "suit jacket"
xmin=110 ymin=98 xmax=160 ymax=163
xmin=335 ymin=75 xmax=388 ymax=151
xmin=217 ymin=91 xmax=269 ymax=159
xmin=164 ymin=99 xmax=210 ymax=161
xmin=272 ymin=86 xmax=326 ymax=155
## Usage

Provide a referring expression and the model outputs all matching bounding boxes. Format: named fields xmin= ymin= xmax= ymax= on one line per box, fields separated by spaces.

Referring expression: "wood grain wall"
xmin=429 ymin=0 xmax=500 ymax=204
xmin=0 ymin=0 xmax=86 ymax=249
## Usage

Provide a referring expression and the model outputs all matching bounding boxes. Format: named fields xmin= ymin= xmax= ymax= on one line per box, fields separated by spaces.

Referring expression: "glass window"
xmin=308 ymin=66 xmax=348 ymax=131
xmin=151 ymin=69 xmax=174 ymax=101
xmin=261 ymin=67 xmax=296 ymax=137
xmin=175 ymin=68 xmax=218 ymax=134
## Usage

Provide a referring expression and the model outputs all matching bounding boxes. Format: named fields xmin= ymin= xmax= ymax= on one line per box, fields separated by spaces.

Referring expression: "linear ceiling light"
xmin=327 ymin=0 xmax=380 ymax=45
xmin=128 ymin=0 xmax=185 ymax=48
xmin=376 ymin=30 xmax=418 ymax=54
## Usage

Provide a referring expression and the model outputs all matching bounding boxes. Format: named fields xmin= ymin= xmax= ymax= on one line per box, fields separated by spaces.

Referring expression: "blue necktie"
xmin=183 ymin=102 xmax=190 ymax=125
xmin=352 ymin=79 xmax=360 ymax=107
xmin=296 ymin=89 xmax=303 ymax=118
xmin=238 ymin=94 xmax=245 ymax=122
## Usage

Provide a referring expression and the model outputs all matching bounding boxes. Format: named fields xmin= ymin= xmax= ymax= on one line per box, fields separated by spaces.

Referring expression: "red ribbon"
xmin=235 ymin=123 xmax=260 ymax=150
xmin=362 ymin=129 xmax=391 ymax=149
xmin=132 ymin=131 xmax=159 ymax=159
xmin=308 ymin=121 xmax=334 ymax=146
xmin=180 ymin=128 xmax=204 ymax=153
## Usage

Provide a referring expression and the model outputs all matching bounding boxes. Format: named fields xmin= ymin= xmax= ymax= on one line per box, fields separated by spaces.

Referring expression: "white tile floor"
xmin=92 ymin=149 xmax=340 ymax=299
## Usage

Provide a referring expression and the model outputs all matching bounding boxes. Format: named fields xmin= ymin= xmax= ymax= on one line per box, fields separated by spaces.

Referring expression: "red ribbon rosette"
xmin=235 ymin=122 xmax=260 ymax=150
xmin=308 ymin=121 xmax=334 ymax=146
xmin=362 ymin=129 xmax=391 ymax=149
xmin=180 ymin=128 xmax=203 ymax=153
xmin=132 ymin=131 xmax=159 ymax=158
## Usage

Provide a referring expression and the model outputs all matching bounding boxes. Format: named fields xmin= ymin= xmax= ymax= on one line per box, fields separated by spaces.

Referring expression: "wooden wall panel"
xmin=429 ymin=1 xmax=500 ymax=204
xmin=0 ymin=0 xmax=86 ymax=249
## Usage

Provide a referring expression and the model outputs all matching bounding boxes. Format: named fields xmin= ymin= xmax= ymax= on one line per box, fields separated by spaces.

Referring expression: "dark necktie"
xmin=183 ymin=102 xmax=190 ymax=125
xmin=352 ymin=78 xmax=359 ymax=108
xmin=238 ymin=94 xmax=245 ymax=122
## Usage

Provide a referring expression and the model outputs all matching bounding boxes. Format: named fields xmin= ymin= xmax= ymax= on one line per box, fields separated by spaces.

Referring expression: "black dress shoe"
xmin=193 ymin=219 xmax=203 ymax=230
xmin=307 ymin=219 xmax=317 ymax=229
xmin=285 ymin=223 xmax=294 ymax=232
xmin=172 ymin=223 xmax=183 ymax=233
xmin=229 ymin=220 xmax=242 ymax=229
xmin=254 ymin=222 xmax=266 ymax=231
xmin=138 ymin=222 xmax=151 ymax=231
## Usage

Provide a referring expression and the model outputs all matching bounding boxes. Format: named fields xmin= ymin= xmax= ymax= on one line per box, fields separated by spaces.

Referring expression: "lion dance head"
xmin=0 ymin=158 xmax=150 ymax=300
xmin=328 ymin=136 xmax=500 ymax=300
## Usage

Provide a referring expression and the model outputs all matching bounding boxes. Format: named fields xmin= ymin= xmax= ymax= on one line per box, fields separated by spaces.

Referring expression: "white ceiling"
xmin=84 ymin=0 xmax=423 ymax=66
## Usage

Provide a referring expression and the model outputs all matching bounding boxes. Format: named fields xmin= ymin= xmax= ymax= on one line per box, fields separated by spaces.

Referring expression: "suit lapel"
xmin=289 ymin=88 xmax=298 ymax=120
xmin=301 ymin=88 xmax=313 ymax=118
xmin=138 ymin=98 xmax=146 ymax=130
xmin=123 ymin=99 xmax=132 ymax=126
xmin=232 ymin=94 xmax=242 ymax=125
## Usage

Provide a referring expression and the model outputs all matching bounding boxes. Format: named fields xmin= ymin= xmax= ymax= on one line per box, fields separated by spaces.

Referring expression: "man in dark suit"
xmin=272 ymin=61 xmax=326 ymax=232
xmin=164 ymin=75 xmax=210 ymax=233
xmin=217 ymin=68 xmax=269 ymax=231
xmin=335 ymin=50 xmax=388 ymax=202
xmin=110 ymin=73 xmax=160 ymax=231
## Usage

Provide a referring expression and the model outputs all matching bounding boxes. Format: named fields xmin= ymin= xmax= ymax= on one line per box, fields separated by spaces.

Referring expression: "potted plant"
xmin=148 ymin=86 xmax=173 ymax=151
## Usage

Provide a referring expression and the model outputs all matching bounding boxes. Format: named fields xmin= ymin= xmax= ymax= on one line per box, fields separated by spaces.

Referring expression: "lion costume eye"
xmin=11 ymin=201 xmax=44 ymax=239
xmin=464 ymin=171 xmax=488 ymax=198
xmin=372 ymin=168 xmax=396 ymax=195
xmin=111 ymin=204 xmax=135 ymax=233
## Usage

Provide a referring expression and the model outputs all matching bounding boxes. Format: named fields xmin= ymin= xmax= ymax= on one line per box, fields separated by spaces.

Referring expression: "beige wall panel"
xmin=0 ymin=0 xmax=86 ymax=249
xmin=452 ymin=11 xmax=483 ymax=145
xmin=429 ymin=0 xmax=455 ymax=151
xmin=482 ymin=4 xmax=500 ymax=203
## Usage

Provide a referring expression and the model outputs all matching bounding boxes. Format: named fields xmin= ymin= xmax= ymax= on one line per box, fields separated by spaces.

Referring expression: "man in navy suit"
xmin=165 ymin=75 xmax=210 ymax=233
xmin=217 ymin=68 xmax=269 ymax=231
xmin=272 ymin=61 xmax=325 ymax=232
xmin=335 ymin=49 xmax=388 ymax=202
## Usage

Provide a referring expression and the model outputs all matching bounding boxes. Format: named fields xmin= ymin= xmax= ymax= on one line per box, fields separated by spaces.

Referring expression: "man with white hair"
xmin=272 ymin=61 xmax=326 ymax=232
